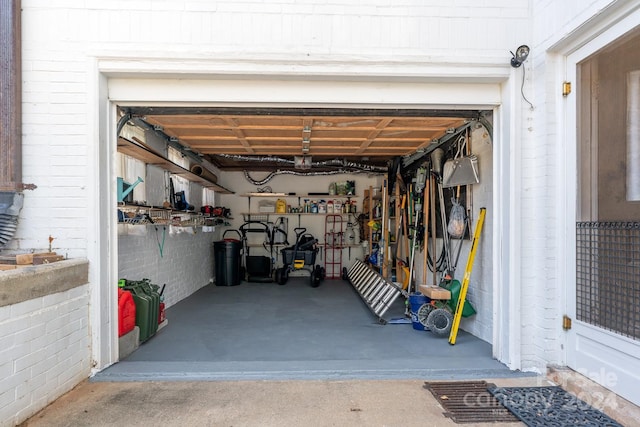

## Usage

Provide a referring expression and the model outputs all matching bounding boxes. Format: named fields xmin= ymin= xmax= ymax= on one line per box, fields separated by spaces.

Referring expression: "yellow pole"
xmin=449 ymin=207 xmax=486 ymax=345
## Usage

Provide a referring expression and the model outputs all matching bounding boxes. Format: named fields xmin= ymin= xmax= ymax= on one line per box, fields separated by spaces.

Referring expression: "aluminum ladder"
xmin=346 ymin=259 xmax=404 ymax=324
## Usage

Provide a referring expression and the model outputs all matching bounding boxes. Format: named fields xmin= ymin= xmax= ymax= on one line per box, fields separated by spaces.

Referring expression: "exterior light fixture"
xmin=510 ymin=45 xmax=530 ymax=68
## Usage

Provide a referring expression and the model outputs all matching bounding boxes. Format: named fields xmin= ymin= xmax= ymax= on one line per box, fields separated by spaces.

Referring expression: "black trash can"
xmin=213 ymin=238 xmax=242 ymax=286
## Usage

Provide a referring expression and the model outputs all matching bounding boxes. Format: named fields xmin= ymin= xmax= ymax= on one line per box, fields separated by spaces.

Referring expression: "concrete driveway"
xmin=20 ymin=377 xmax=553 ymax=427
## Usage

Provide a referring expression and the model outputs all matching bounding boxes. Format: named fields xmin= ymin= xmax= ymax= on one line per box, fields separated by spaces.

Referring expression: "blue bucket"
xmin=409 ymin=292 xmax=430 ymax=331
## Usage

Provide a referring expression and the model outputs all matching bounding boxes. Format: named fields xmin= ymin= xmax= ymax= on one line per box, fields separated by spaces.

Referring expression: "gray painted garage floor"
xmin=94 ymin=278 xmax=529 ymax=382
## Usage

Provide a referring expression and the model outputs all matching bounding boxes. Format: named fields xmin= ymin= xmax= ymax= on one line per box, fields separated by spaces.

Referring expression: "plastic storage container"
xmin=281 ymin=248 xmax=317 ymax=265
xmin=118 ymin=288 xmax=136 ymax=337
xmin=409 ymin=292 xmax=430 ymax=331
xmin=214 ymin=238 xmax=242 ymax=286
xmin=139 ymin=281 xmax=161 ymax=330
xmin=123 ymin=282 xmax=159 ymax=342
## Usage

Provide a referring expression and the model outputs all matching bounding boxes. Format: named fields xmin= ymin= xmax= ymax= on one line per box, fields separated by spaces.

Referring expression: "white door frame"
xmin=491 ymin=77 xmax=522 ymax=370
xmin=563 ymin=7 xmax=640 ymax=406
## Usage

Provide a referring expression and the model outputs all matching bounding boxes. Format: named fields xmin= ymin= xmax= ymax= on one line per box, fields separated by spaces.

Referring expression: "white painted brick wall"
xmin=15 ymin=0 xmax=532 ymax=258
xmin=518 ymin=0 xmax=623 ymax=373
xmin=16 ymin=0 xmax=533 ymax=256
xmin=118 ymin=227 xmax=217 ymax=308
xmin=10 ymin=0 xmax=633 ymax=415
xmin=0 ymin=286 xmax=91 ymax=427
xmin=458 ymin=125 xmax=495 ymax=343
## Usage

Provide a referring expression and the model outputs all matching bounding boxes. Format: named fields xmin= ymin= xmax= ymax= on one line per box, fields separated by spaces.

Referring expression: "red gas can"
xmin=158 ymin=301 xmax=166 ymax=324
xmin=118 ymin=288 xmax=136 ymax=337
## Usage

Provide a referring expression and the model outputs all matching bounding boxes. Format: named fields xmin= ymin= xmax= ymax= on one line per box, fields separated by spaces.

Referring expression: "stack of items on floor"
xmin=351 ymin=129 xmax=484 ymax=342
xmin=117 ymin=278 xmax=166 ymax=357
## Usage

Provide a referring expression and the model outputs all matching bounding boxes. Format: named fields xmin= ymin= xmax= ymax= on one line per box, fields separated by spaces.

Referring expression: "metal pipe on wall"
xmin=627 ymin=70 xmax=640 ymax=201
xmin=0 ymin=0 xmax=25 ymax=249
xmin=0 ymin=0 xmax=22 ymax=191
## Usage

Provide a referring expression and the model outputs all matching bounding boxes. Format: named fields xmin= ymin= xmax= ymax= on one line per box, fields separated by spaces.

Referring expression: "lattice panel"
xmin=576 ymin=222 xmax=640 ymax=341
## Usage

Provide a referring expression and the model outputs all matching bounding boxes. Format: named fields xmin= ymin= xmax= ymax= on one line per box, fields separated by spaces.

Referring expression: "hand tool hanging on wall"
xmin=437 ymin=177 xmax=452 ymax=277
xmin=168 ymin=177 xmax=176 ymax=209
xmin=430 ymin=170 xmax=438 ymax=287
xmin=380 ymin=180 xmax=389 ymax=278
xmin=447 ymin=131 xmax=471 ymax=240
xmin=449 ymin=207 xmax=486 ymax=345
xmin=392 ymin=167 xmax=408 ymax=279
xmin=402 ymin=193 xmax=410 ymax=277
xmin=392 ymin=194 xmax=406 ymax=269
xmin=430 ymin=148 xmax=454 ymax=282
xmin=407 ymin=166 xmax=427 ymax=293
xmin=422 ymin=174 xmax=431 ymax=285
xmin=430 ymin=148 xmax=444 ymax=285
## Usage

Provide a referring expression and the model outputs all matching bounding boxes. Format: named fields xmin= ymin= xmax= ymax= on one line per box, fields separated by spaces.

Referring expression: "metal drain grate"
xmin=423 ymin=381 xmax=520 ymax=424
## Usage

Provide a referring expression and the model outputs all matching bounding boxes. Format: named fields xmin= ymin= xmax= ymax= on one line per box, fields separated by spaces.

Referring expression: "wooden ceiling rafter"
xmin=129 ymin=108 xmax=478 ymax=170
xmin=355 ymin=118 xmax=395 ymax=155
xmin=221 ymin=117 xmax=255 ymax=154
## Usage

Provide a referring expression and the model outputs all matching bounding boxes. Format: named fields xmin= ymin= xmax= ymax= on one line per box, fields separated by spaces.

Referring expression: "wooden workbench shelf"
xmin=117 ymin=137 xmax=234 ymax=194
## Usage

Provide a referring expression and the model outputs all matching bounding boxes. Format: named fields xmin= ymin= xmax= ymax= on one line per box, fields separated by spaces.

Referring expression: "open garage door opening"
xmin=104 ymin=102 xmax=501 ymax=381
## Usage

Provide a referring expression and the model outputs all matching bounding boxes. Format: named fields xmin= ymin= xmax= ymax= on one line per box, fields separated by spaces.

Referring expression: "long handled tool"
xmin=430 ymin=175 xmax=438 ymax=286
xmin=449 ymin=207 xmax=486 ymax=345
xmin=422 ymin=175 xmax=430 ymax=285
xmin=407 ymin=167 xmax=427 ymax=293
xmin=436 ymin=177 xmax=452 ymax=278
xmin=393 ymin=194 xmax=407 ymax=279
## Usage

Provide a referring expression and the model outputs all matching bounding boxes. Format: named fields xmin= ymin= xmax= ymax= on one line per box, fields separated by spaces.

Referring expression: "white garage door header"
xmin=108 ymin=78 xmax=502 ymax=110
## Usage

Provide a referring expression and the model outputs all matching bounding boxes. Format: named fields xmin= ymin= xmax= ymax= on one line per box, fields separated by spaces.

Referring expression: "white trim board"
xmin=98 ymin=72 xmax=510 ymax=372
xmin=563 ymin=6 xmax=640 ymax=407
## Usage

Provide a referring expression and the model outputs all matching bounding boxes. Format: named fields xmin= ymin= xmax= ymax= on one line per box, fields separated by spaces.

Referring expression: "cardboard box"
xmin=418 ymin=284 xmax=451 ymax=300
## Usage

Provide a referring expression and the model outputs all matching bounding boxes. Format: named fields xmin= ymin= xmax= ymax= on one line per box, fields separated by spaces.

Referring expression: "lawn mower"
xmin=239 ymin=220 xmax=275 ymax=283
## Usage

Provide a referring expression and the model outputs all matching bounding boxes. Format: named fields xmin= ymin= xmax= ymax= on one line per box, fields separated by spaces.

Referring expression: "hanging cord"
xmin=426 ymin=237 xmax=446 ymax=272
xmin=155 ymin=226 xmax=166 ymax=257
xmin=521 ymin=65 xmax=534 ymax=110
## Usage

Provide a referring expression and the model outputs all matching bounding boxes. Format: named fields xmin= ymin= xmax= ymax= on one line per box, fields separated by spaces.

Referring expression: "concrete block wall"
xmin=0 ymin=285 xmax=91 ymax=427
